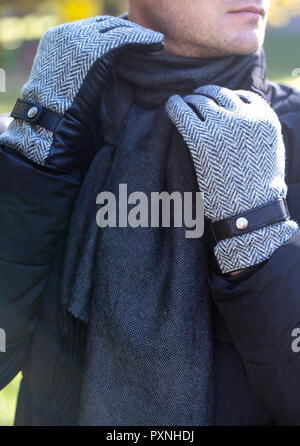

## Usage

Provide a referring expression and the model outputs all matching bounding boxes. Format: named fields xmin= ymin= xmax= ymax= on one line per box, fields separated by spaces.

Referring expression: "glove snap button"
xmin=235 ymin=217 xmax=248 ymax=230
xmin=27 ymin=107 xmax=38 ymax=119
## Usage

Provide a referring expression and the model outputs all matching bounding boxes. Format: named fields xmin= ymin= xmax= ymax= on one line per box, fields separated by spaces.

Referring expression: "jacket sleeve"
xmin=209 ymin=229 xmax=300 ymax=426
xmin=0 ymin=145 xmax=80 ymax=389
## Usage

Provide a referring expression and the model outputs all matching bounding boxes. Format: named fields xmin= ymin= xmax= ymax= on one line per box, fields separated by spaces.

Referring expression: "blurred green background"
xmin=0 ymin=0 xmax=300 ymax=427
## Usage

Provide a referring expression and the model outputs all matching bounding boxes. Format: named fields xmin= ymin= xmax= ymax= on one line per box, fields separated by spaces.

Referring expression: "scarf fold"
xmin=59 ymin=43 xmax=268 ymax=425
xmin=116 ymin=48 xmax=267 ymax=104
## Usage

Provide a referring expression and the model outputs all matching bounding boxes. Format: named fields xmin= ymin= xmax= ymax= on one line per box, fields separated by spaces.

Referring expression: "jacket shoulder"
xmin=268 ymin=82 xmax=300 ymax=198
xmin=267 ymin=80 xmax=300 ymax=116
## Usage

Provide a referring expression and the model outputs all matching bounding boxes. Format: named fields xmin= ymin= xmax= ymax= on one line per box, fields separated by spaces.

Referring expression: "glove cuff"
xmin=211 ymin=198 xmax=290 ymax=242
xmin=11 ymin=99 xmax=62 ymax=132
xmin=0 ymin=120 xmax=52 ymax=165
xmin=215 ymin=219 xmax=299 ymax=273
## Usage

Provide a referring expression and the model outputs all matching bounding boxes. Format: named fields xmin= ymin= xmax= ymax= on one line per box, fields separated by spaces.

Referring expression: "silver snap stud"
xmin=236 ymin=217 xmax=248 ymax=230
xmin=27 ymin=106 xmax=38 ymax=119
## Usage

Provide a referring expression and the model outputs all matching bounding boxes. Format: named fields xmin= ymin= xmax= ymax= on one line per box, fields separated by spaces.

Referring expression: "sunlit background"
xmin=0 ymin=0 xmax=299 ymax=426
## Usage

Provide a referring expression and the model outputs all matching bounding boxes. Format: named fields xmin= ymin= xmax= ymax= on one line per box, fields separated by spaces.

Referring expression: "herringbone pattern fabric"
xmin=0 ymin=16 xmax=163 ymax=164
xmin=166 ymin=85 xmax=299 ymax=272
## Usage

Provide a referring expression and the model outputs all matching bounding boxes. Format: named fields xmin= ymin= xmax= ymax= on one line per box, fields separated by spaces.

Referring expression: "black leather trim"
xmin=211 ymin=198 xmax=290 ymax=242
xmin=11 ymin=99 xmax=62 ymax=132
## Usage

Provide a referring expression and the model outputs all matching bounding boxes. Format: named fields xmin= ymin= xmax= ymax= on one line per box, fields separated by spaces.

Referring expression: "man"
xmin=1 ymin=0 xmax=300 ymax=426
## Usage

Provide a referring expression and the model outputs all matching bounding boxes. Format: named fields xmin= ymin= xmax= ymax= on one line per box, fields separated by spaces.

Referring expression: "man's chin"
xmin=227 ymin=31 xmax=265 ymax=55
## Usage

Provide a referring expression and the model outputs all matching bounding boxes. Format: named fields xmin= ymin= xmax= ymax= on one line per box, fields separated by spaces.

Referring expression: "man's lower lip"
xmin=228 ymin=11 xmax=262 ymax=17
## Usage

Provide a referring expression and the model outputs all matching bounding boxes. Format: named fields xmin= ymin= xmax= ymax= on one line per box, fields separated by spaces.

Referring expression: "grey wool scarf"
xmin=59 ymin=45 xmax=267 ymax=425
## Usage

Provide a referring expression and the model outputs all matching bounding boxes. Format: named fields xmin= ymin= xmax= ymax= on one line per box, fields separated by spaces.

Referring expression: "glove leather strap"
xmin=211 ymin=198 xmax=290 ymax=242
xmin=11 ymin=99 xmax=62 ymax=132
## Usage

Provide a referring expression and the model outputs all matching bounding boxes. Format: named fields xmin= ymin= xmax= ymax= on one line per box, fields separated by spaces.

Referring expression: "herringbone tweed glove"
xmin=0 ymin=16 xmax=163 ymax=168
xmin=166 ymin=85 xmax=299 ymax=273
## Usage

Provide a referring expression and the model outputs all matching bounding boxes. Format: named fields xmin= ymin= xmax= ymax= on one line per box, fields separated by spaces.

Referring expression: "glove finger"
xmin=183 ymin=94 xmax=224 ymax=120
xmin=166 ymin=95 xmax=206 ymax=141
xmin=193 ymin=85 xmax=242 ymax=110
xmin=234 ymin=89 xmax=266 ymax=105
xmin=98 ymin=16 xmax=149 ymax=33
xmin=100 ymin=25 xmax=164 ymax=53
xmin=235 ymin=89 xmax=282 ymax=128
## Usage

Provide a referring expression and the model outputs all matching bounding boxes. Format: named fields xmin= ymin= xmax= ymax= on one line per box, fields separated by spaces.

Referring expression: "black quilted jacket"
xmin=1 ymin=52 xmax=300 ymax=426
